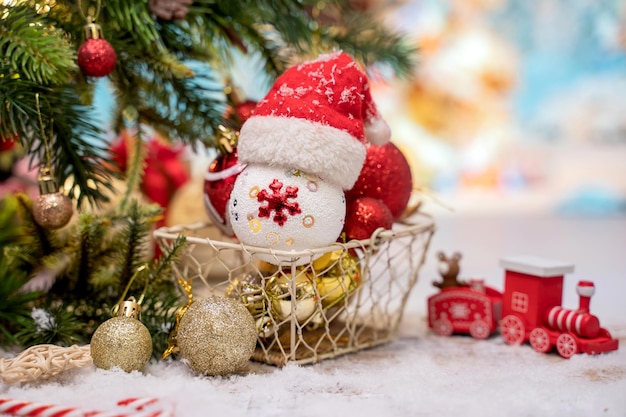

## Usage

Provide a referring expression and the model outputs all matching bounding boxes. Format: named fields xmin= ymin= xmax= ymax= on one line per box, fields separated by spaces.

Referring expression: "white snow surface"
xmin=2 ymin=214 xmax=626 ymax=417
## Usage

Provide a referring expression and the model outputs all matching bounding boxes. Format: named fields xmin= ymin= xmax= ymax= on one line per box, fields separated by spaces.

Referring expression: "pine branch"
xmin=0 ymin=273 xmax=41 ymax=346
xmin=0 ymin=5 xmax=78 ymax=85
xmin=0 ymin=195 xmax=24 ymax=246
xmin=141 ymin=283 xmax=182 ymax=358
xmin=0 ymin=72 xmax=116 ymax=206
xmin=14 ymin=194 xmax=57 ymax=260
xmin=117 ymin=130 xmax=147 ymax=212
xmin=115 ymin=200 xmax=161 ymax=290
xmin=321 ymin=12 xmax=417 ymax=78
xmin=151 ymin=235 xmax=186 ymax=281
xmin=0 ymin=197 xmax=42 ymax=346
xmin=104 ymin=1 xmax=165 ymax=53
xmin=14 ymin=305 xmax=84 ymax=347
xmin=143 ymin=234 xmax=186 ymax=357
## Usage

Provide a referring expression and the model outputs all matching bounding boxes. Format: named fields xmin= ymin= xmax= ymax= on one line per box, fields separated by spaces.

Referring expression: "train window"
xmin=511 ymin=291 xmax=529 ymax=313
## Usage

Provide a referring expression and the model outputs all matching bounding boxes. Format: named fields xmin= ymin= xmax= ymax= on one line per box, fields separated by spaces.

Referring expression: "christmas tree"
xmin=0 ymin=0 xmax=415 ymax=355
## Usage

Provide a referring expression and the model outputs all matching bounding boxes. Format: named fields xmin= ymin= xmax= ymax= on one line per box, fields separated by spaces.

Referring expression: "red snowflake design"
xmin=257 ymin=179 xmax=302 ymax=226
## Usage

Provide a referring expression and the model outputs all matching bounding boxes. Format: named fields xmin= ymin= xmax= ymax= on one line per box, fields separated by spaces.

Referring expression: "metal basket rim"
xmin=153 ymin=212 xmax=435 ymax=258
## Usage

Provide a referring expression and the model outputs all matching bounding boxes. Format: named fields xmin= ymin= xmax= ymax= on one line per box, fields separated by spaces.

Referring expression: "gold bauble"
xmin=177 ymin=296 xmax=257 ymax=376
xmin=254 ymin=259 xmax=279 ymax=275
xmin=311 ymin=250 xmax=336 ymax=271
xmin=315 ymin=250 xmax=361 ymax=308
xmin=32 ymin=192 xmax=73 ymax=229
xmin=255 ymin=315 xmax=278 ymax=339
xmin=266 ymin=272 xmax=317 ymax=323
xmin=225 ymin=273 xmax=266 ymax=317
xmin=90 ymin=316 xmax=152 ymax=372
xmin=90 ymin=297 xmax=152 ymax=372
xmin=32 ymin=168 xmax=73 ymax=230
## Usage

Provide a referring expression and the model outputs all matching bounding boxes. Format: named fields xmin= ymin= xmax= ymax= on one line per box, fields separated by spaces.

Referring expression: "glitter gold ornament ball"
xmin=32 ymin=192 xmax=73 ymax=229
xmin=90 ymin=316 xmax=153 ymax=372
xmin=32 ymin=168 xmax=73 ymax=230
xmin=177 ymin=296 xmax=257 ymax=376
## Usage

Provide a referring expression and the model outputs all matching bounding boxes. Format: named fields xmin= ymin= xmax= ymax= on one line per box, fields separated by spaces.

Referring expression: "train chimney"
xmin=576 ymin=280 xmax=595 ymax=313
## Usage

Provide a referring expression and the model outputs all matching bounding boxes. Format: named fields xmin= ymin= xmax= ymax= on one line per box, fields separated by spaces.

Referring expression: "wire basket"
xmin=153 ymin=213 xmax=435 ymax=366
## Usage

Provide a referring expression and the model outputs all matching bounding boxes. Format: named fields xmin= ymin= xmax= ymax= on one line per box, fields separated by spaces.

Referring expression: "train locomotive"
xmin=428 ymin=254 xmax=619 ymax=358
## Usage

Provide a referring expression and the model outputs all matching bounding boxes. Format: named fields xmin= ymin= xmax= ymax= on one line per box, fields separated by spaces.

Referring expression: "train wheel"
xmin=529 ymin=328 xmax=551 ymax=353
xmin=469 ymin=320 xmax=490 ymax=339
xmin=556 ymin=333 xmax=577 ymax=359
xmin=433 ymin=319 xmax=454 ymax=336
xmin=500 ymin=315 xmax=525 ymax=345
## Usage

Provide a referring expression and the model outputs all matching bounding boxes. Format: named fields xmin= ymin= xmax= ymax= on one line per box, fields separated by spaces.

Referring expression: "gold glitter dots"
xmin=249 ymin=218 xmax=261 ymax=233
xmin=266 ymin=232 xmax=280 ymax=245
xmin=285 ymin=237 xmax=294 ymax=246
xmin=90 ymin=316 xmax=152 ymax=372
xmin=176 ymin=297 xmax=257 ymax=376
xmin=302 ymin=215 xmax=315 ymax=228
xmin=249 ymin=186 xmax=260 ymax=199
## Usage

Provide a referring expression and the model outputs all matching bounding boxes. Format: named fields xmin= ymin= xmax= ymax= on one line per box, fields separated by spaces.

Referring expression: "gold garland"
xmin=0 ymin=344 xmax=92 ymax=384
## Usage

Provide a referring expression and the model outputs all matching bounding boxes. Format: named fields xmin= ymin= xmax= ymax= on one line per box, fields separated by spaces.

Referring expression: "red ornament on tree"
xmin=203 ymin=127 xmax=245 ymax=236
xmin=343 ymin=197 xmax=393 ymax=241
xmin=0 ymin=134 xmax=19 ymax=182
xmin=346 ymin=142 xmax=413 ymax=220
xmin=77 ymin=23 xmax=117 ymax=77
xmin=234 ymin=100 xmax=257 ymax=124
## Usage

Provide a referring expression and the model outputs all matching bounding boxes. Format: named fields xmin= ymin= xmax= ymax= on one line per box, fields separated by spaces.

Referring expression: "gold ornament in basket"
xmin=154 ymin=213 xmax=435 ymax=366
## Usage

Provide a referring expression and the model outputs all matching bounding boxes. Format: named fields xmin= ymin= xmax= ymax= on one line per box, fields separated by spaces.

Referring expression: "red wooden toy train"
xmin=427 ymin=253 xmax=619 ymax=358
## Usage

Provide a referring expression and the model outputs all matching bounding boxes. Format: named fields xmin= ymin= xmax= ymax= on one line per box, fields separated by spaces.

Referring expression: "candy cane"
xmin=0 ymin=397 xmax=174 ymax=417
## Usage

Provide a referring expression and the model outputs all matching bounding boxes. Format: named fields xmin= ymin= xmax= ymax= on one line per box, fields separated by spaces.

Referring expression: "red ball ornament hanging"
xmin=343 ymin=197 xmax=393 ymax=241
xmin=346 ymin=142 xmax=413 ymax=221
xmin=77 ymin=23 xmax=117 ymax=77
xmin=203 ymin=126 xmax=245 ymax=237
xmin=234 ymin=100 xmax=257 ymax=124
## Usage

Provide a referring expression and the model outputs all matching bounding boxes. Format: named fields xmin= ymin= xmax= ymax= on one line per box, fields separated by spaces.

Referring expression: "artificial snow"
xmin=2 ymin=324 xmax=624 ymax=417
xmin=30 ymin=308 xmax=55 ymax=333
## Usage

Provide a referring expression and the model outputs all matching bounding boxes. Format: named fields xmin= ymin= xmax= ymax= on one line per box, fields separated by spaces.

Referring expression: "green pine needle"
xmin=0 ymin=5 xmax=78 ymax=85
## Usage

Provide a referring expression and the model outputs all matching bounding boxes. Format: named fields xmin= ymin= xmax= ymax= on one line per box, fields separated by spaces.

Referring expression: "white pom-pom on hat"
xmin=237 ymin=51 xmax=391 ymax=190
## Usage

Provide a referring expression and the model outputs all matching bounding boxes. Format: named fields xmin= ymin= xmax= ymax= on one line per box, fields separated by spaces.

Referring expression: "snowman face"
xmin=228 ymin=164 xmax=346 ymax=265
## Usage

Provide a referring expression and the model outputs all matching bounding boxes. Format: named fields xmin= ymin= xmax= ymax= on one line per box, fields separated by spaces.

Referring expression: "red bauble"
xmin=235 ymin=100 xmax=257 ymax=124
xmin=343 ymin=197 xmax=393 ymax=241
xmin=0 ymin=135 xmax=17 ymax=152
xmin=77 ymin=38 xmax=117 ymax=77
xmin=346 ymin=142 xmax=413 ymax=220
xmin=203 ymin=150 xmax=245 ymax=236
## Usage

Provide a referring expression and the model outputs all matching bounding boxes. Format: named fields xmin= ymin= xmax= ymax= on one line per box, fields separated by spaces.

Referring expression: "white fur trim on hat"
xmin=238 ymin=116 xmax=367 ymax=190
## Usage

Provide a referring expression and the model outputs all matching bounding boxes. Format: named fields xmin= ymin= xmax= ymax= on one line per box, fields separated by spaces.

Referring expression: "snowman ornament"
xmin=228 ymin=52 xmax=391 ymax=265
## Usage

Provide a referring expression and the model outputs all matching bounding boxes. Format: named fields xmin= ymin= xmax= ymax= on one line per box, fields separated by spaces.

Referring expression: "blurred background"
xmin=77 ymin=0 xmax=626 ymax=220
xmin=374 ymin=0 xmax=626 ymax=217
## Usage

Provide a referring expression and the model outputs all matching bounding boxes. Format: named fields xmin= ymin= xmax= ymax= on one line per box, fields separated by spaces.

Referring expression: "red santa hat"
xmin=237 ymin=51 xmax=391 ymax=190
